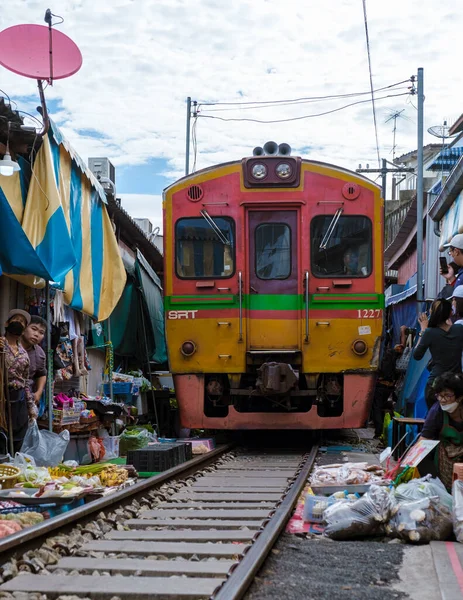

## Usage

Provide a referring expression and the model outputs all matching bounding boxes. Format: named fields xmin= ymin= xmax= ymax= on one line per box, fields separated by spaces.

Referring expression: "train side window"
xmin=311 ymin=216 xmax=372 ymax=278
xmin=255 ymin=223 xmax=291 ymax=280
xmin=175 ymin=217 xmax=235 ymax=279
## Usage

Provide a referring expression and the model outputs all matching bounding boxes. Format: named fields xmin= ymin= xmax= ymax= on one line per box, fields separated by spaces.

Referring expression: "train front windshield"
xmin=311 ymin=215 xmax=372 ymax=278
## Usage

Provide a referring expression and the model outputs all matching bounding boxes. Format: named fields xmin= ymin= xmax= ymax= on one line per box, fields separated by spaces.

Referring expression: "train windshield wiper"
xmin=319 ymin=208 xmax=344 ymax=250
xmin=200 ymin=210 xmax=231 ymax=245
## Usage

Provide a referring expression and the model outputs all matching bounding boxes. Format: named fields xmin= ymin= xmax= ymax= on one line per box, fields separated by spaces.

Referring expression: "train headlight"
xmin=251 ymin=163 xmax=268 ymax=179
xmin=181 ymin=341 xmax=197 ymax=357
xmin=352 ymin=339 xmax=368 ymax=356
xmin=276 ymin=162 xmax=292 ymax=179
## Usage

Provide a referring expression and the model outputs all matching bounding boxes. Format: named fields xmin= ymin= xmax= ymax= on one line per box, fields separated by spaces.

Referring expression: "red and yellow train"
xmin=163 ymin=142 xmax=384 ymax=430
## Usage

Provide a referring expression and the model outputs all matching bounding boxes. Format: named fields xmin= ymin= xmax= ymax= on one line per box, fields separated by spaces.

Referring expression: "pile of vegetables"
xmin=49 ymin=463 xmax=129 ymax=488
xmin=119 ymin=426 xmax=156 ymax=455
xmin=0 ymin=512 xmax=44 ymax=539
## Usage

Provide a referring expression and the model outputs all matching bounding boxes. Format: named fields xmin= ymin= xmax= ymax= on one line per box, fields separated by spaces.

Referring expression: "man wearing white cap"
xmin=0 ymin=310 xmax=35 ymax=454
xmin=444 ymin=234 xmax=463 ymax=289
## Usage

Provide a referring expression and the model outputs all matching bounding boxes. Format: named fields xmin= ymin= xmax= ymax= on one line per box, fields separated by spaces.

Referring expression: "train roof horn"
xmin=252 ymin=141 xmax=292 ymax=156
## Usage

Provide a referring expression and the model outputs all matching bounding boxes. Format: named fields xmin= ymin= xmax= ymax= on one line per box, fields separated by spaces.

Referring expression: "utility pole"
xmin=416 ymin=68 xmax=424 ymax=310
xmin=185 ymin=97 xmax=191 ymax=176
xmin=356 ymin=159 xmax=414 ymax=200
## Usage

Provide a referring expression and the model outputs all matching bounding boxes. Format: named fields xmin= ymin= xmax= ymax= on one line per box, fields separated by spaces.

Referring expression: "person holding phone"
xmin=443 ymin=234 xmax=463 ymax=288
xmin=438 ymin=258 xmax=459 ymax=299
xmin=413 ymin=299 xmax=463 ymax=410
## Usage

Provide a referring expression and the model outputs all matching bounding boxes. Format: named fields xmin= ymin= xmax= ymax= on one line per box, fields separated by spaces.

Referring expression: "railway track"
xmin=0 ymin=444 xmax=317 ymax=600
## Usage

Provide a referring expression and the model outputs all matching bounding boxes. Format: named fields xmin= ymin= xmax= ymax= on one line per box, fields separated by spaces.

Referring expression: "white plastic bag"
xmin=394 ymin=476 xmax=453 ymax=512
xmin=12 ymin=453 xmax=53 ymax=485
xmin=19 ymin=421 xmax=70 ymax=467
xmin=452 ymin=480 xmax=463 ymax=543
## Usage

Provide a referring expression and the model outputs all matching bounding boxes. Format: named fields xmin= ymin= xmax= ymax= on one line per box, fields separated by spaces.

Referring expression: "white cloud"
xmin=1 ymin=0 xmax=462 ymax=189
xmin=118 ymin=194 xmax=163 ymax=232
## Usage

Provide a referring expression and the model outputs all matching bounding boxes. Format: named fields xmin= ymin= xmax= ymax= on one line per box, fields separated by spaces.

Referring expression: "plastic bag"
xmin=452 ymin=480 xmax=463 ymax=543
xmin=394 ymin=476 xmax=453 ymax=512
xmin=19 ymin=422 xmax=70 ymax=467
xmin=12 ymin=453 xmax=52 ymax=485
xmin=119 ymin=427 xmax=157 ymax=456
xmin=387 ymin=496 xmax=453 ymax=543
xmin=311 ymin=463 xmax=385 ymax=486
xmin=396 ymin=335 xmax=413 ymax=372
xmin=324 ymin=485 xmax=395 ymax=540
xmin=98 ymin=429 xmax=119 ymax=460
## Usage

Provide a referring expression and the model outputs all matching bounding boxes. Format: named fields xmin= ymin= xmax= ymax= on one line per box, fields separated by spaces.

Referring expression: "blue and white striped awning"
xmin=0 ymin=121 xmax=126 ymax=321
xmin=429 ymin=146 xmax=463 ymax=171
xmin=385 ymin=274 xmax=418 ymax=306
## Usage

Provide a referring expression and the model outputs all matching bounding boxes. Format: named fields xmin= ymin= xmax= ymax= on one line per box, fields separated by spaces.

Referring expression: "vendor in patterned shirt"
xmin=0 ymin=309 xmax=35 ymax=453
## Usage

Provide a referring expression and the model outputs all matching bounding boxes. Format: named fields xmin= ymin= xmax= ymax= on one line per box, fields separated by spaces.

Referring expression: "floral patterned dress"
xmin=2 ymin=338 xmax=36 ymax=447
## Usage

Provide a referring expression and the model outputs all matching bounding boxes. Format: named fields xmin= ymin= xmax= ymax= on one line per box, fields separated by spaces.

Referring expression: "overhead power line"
xmin=198 ymin=79 xmax=411 ymax=109
xmin=362 ymin=0 xmax=381 ymax=167
xmin=197 ymin=92 xmax=410 ymax=125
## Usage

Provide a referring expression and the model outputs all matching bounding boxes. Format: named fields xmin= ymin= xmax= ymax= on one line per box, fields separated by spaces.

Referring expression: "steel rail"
xmin=0 ymin=443 xmax=235 ymax=557
xmin=213 ymin=445 xmax=318 ymax=600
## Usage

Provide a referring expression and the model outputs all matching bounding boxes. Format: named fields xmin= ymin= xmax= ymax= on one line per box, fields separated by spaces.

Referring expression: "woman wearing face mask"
xmin=0 ymin=310 xmax=35 ymax=453
xmin=420 ymin=372 xmax=463 ymax=490
xmin=413 ymin=298 xmax=463 ymax=410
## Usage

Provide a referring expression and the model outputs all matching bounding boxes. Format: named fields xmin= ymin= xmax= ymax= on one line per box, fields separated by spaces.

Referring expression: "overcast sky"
xmin=1 ymin=1 xmax=462 ymax=230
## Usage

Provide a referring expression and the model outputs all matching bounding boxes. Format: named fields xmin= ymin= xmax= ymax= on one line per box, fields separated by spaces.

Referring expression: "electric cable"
xmin=197 ymin=92 xmax=409 ymax=124
xmin=198 ymin=79 xmax=411 ymax=108
xmin=362 ymin=0 xmax=381 ymax=167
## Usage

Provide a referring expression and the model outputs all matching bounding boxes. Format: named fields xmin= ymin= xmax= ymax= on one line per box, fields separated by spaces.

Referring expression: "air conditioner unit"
xmin=88 ymin=157 xmax=116 ymax=188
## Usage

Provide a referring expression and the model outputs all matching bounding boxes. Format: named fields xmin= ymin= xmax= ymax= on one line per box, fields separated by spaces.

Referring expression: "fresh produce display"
xmin=99 ymin=465 xmax=128 ymax=487
xmin=0 ymin=512 xmax=44 ymax=526
xmin=0 ymin=520 xmax=22 ymax=538
xmin=119 ymin=427 xmax=157 ymax=455
xmin=49 ymin=463 xmax=129 ymax=487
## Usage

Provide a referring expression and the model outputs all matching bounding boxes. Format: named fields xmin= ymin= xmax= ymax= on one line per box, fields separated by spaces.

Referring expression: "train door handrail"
xmin=304 ymin=271 xmax=309 ymax=343
xmin=238 ymin=271 xmax=243 ymax=342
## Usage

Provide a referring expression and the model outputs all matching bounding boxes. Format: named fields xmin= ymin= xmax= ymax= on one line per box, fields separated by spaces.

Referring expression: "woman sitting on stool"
xmin=420 ymin=372 xmax=463 ymax=490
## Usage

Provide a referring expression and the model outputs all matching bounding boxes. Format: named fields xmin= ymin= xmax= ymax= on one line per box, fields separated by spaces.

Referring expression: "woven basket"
xmin=0 ymin=465 xmax=21 ymax=489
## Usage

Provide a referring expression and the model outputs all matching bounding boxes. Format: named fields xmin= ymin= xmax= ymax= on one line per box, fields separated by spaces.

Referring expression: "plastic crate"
xmin=303 ymin=494 xmax=338 ymax=523
xmin=53 ymin=408 xmax=81 ymax=425
xmin=104 ymin=382 xmax=133 ymax=395
xmin=126 ymin=445 xmax=179 ymax=472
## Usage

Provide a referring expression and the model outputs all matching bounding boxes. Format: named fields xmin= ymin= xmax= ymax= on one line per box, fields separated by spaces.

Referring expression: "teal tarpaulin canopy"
xmin=109 ymin=250 xmax=167 ymax=365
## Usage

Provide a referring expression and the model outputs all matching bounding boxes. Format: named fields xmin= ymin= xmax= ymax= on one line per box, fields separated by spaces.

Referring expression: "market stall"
xmin=290 ymin=442 xmax=463 ymax=546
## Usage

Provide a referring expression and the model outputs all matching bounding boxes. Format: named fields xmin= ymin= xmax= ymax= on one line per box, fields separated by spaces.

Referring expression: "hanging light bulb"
xmin=0 ymin=122 xmax=21 ymax=177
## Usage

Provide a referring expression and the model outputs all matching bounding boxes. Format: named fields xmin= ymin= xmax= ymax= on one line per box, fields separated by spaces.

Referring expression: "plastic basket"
xmin=0 ymin=465 xmax=21 ymax=490
xmin=126 ymin=445 xmax=179 ymax=472
xmin=303 ymin=494 xmax=338 ymax=523
xmin=104 ymin=382 xmax=132 ymax=395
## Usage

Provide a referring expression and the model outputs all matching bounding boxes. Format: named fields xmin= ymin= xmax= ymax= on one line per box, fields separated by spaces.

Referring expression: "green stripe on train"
xmin=164 ymin=293 xmax=385 ymax=311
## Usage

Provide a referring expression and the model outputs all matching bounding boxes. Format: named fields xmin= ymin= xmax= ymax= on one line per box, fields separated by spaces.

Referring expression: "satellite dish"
xmin=427 ymin=122 xmax=456 ymax=141
xmin=0 ymin=24 xmax=82 ymax=80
